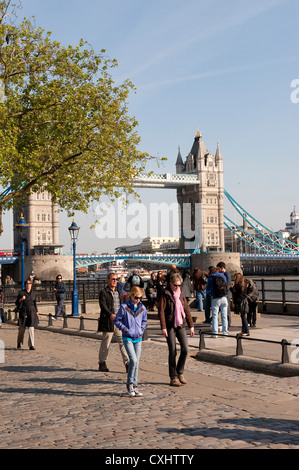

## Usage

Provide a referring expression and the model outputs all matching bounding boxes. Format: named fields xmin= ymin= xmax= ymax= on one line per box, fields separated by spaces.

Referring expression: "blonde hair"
xmin=129 ymin=286 xmax=144 ymax=299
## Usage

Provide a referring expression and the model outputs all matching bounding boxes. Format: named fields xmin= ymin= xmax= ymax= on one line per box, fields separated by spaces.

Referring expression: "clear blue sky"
xmin=1 ymin=0 xmax=299 ymax=253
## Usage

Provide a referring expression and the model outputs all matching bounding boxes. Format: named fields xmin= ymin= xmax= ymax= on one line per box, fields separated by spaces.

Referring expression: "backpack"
xmin=131 ymin=275 xmax=140 ymax=286
xmin=213 ymin=275 xmax=228 ymax=298
xmin=246 ymin=279 xmax=259 ymax=302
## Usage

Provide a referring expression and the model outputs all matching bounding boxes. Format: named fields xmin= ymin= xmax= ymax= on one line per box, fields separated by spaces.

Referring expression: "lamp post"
xmin=15 ymin=213 xmax=29 ymax=290
xmin=68 ymin=219 xmax=80 ymax=316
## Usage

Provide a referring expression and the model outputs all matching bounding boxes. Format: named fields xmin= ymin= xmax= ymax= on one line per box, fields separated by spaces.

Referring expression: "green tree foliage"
xmin=0 ymin=0 xmax=149 ymax=234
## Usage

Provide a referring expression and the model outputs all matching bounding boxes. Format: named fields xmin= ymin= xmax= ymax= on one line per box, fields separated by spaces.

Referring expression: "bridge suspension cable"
xmin=224 ymin=190 xmax=299 ymax=254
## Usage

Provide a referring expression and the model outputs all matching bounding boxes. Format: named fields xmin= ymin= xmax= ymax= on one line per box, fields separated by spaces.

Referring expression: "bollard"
xmin=199 ymin=330 xmax=206 ymax=350
xmin=13 ymin=308 xmax=18 ymax=322
xmin=79 ymin=316 xmax=84 ymax=331
xmin=281 ymin=338 xmax=289 ymax=364
xmin=63 ymin=315 xmax=68 ymax=329
xmin=142 ymin=330 xmax=148 ymax=341
xmin=7 ymin=309 xmax=11 ymax=321
xmin=48 ymin=314 xmax=53 ymax=327
xmin=236 ymin=334 xmax=243 ymax=356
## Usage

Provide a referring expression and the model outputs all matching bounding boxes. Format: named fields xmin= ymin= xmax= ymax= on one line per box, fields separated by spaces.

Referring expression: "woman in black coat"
xmin=231 ymin=273 xmax=250 ymax=336
xmin=16 ymin=278 xmax=39 ymax=350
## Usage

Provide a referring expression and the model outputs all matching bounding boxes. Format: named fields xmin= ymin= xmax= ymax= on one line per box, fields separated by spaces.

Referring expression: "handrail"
xmin=198 ymin=329 xmax=298 ymax=364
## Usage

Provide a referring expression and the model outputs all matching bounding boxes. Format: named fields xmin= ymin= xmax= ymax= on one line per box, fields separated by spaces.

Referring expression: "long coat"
xmin=98 ymin=286 xmax=124 ymax=332
xmin=16 ymin=289 xmax=39 ymax=328
xmin=159 ymin=288 xmax=194 ymax=331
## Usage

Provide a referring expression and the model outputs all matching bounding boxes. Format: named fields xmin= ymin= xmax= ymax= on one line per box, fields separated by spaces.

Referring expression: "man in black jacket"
xmin=98 ymin=273 xmax=129 ymax=372
xmin=53 ymin=274 xmax=67 ymax=319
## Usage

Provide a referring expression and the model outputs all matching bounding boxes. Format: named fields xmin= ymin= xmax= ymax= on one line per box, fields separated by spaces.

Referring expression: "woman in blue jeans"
xmin=114 ymin=286 xmax=147 ymax=397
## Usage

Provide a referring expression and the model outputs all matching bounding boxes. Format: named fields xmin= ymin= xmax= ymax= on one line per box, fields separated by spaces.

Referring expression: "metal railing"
xmin=198 ymin=329 xmax=297 ymax=365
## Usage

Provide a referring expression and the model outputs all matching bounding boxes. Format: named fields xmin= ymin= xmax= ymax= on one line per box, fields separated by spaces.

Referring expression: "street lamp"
xmin=68 ymin=219 xmax=80 ymax=316
xmin=15 ymin=213 xmax=29 ymax=290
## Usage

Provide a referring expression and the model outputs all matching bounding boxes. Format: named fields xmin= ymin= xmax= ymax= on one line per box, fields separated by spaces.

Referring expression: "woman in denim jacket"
xmin=114 ymin=286 xmax=147 ymax=397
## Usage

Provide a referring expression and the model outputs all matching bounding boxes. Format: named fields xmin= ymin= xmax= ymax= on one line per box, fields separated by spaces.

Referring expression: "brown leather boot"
xmin=99 ymin=362 xmax=109 ymax=372
xmin=178 ymin=374 xmax=187 ymax=384
xmin=170 ymin=377 xmax=181 ymax=387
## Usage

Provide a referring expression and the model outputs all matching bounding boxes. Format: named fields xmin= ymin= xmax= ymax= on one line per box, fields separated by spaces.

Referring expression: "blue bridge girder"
xmin=74 ymin=253 xmax=191 ymax=269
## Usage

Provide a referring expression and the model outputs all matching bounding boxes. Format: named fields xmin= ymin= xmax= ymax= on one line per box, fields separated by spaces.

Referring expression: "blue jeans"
xmin=123 ymin=339 xmax=142 ymax=387
xmin=211 ymin=297 xmax=228 ymax=334
xmin=196 ymin=289 xmax=206 ymax=311
xmin=55 ymin=297 xmax=66 ymax=318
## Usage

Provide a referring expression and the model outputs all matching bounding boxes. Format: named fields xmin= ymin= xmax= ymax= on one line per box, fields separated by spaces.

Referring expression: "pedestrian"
xmin=181 ymin=268 xmax=193 ymax=302
xmin=192 ymin=266 xmax=208 ymax=312
xmin=206 ymin=267 xmax=229 ymax=337
xmin=126 ymin=269 xmax=144 ymax=289
xmin=146 ymin=271 xmax=157 ymax=311
xmin=246 ymin=278 xmax=259 ymax=327
xmin=0 ymin=288 xmax=4 ymax=327
xmin=98 ymin=273 xmax=129 ymax=372
xmin=203 ymin=266 xmax=215 ymax=324
xmin=16 ymin=278 xmax=39 ymax=350
xmin=53 ymin=274 xmax=67 ymax=319
xmin=117 ymin=276 xmax=128 ymax=299
xmin=166 ymin=264 xmax=179 ymax=287
xmin=159 ymin=272 xmax=194 ymax=387
xmin=217 ymin=262 xmax=232 ymax=327
xmin=231 ymin=273 xmax=250 ymax=336
xmin=114 ymin=286 xmax=147 ymax=397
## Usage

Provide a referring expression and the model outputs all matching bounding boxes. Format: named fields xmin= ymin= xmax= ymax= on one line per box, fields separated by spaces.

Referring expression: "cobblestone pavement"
xmin=0 ymin=322 xmax=299 ymax=450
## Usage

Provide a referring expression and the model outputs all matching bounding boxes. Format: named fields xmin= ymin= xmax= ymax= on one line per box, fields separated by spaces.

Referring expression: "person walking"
xmin=114 ymin=286 xmax=147 ymax=397
xmin=159 ymin=273 xmax=194 ymax=387
xmin=217 ymin=262 xmax=232 ymax=327
xmin=246 ymin=278 xmax=259 ymax=327
xmin=206 ymin=267 xmax=229 ymax=337
xmin=98 ymin=273 xmax=129 ymax=372
xmin=16 ymin=279 xmax=39 ymax=350
xmin=146 ymin=271 xmax=157 ymax=311
xmin=53 ymin=274 xmax=67 ymax=319
xmin=231 ymin=273 xmax=250 ymax=336
xmin=192 ymin=266 xmax=208 ymax=312
xmin=0 ymin=288 xmax=4 ymax=327
xmin=181 ymin=269 xmax=193 ymax=302
xmin=203 ymin=266 xmax=215 ymax=324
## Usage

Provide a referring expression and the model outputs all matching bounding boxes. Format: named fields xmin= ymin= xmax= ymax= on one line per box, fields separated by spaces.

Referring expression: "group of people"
xmin=10 ymin=262 xmax=258 ymax=397
xmin=191 ymin=262 xmax=258 ymax=337
xmin=97 ymin=267 xmax=194 ymax=395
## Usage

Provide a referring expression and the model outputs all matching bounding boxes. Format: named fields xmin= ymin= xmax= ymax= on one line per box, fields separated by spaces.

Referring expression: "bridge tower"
xmin=176 ymin=129 xmax=225 ymax=253
xmin=13 ymin=188 xmax=61 ymax=255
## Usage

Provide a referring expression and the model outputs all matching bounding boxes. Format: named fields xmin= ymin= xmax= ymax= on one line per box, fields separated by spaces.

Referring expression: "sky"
xmin=1 ymin=0 xmax=299 ymax=254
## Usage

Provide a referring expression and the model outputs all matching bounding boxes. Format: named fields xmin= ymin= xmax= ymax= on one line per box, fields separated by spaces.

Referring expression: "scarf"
xmin=173 ymin=288 xmax=186 ymax=328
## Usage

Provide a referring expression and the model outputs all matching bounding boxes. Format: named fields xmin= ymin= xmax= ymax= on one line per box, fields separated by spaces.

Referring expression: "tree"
xmin=0 ymin=0 xmax=150 ymax=235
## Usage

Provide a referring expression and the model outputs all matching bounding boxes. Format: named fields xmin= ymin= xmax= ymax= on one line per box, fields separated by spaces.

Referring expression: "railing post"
xmin=281 ymin=339 xmax=289 ymax=364
xmin=281 ymin=278 xmax=287 ymax=313
xmin=48 ymin=314 xmax=53 ymax=326
xmin=198 ymin=329 xmax=206 ymax=350
xmin=63 ymin=315 xmax=68 ymax=329
xmin=82 ymin=282 xmax=86 ymax=314
xmin=236 ymin=333 xmax=243 ymax=356
xmin=261 ymin=278 xmax=266 ymax=311
xmin=79 ymin=316 xmax=85 ymax=331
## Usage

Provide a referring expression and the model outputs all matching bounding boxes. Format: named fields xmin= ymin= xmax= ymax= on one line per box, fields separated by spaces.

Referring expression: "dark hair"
xmin=216 ymin=262 xmax=226 ymax=269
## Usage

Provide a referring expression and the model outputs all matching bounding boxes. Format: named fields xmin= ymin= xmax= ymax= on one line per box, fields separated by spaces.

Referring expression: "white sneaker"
xmin=127 ymin=384 xmax=135 ymax=397
xmin=134 ymin=387 xmax=143 ymax=397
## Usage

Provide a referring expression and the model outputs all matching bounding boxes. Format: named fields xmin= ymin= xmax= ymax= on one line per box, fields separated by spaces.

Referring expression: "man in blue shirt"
xmin=206 ymin=267 xmax=229 ymax=337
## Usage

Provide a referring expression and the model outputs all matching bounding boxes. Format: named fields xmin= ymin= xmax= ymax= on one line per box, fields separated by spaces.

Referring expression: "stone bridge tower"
xmin=176 ymin=129 xmax=225 ymax=253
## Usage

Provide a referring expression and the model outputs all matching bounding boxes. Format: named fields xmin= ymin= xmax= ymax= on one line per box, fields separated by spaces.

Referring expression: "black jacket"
xmin=16 ymin=289 xmax=39 ymax=328
xmin=98 ymin=286 xmax=124 ymax=332
xmin=55 ymin=281 xmax=67 ymax=300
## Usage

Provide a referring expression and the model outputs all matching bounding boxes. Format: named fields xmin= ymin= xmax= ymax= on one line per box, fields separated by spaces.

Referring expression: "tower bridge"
xmin=1 ymin=128 xmax=299 ymax=279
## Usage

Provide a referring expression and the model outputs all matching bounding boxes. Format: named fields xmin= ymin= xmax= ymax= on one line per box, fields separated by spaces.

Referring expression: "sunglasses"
xmin=111 ymin=278 xmax=118 ymax=281
xmin=173 ymin=284 xmax=181 ymax=287
xmin=134 ymin=296 xmax=142 ymax=300
xmin=26 ymin=282 xmax=32 ymax=285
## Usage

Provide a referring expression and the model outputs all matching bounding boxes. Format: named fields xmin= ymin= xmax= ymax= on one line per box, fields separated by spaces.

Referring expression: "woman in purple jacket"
xmin=114 ymin=286 xmax=147 ymax=397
